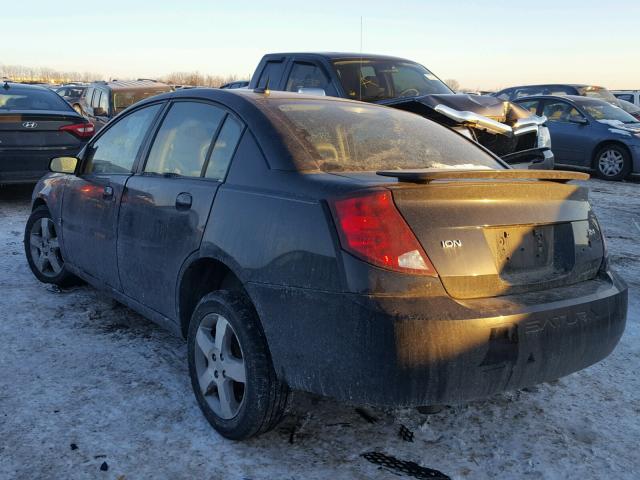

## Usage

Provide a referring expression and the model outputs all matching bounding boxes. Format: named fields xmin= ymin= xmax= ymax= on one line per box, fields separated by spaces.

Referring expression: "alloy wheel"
xmin=194 ymin=313 xmax=246 ymax=419
xmin=598 ymin=149 xmax=624 ymax=177
xmin=29 ymin=218 xmax=64 ymax=278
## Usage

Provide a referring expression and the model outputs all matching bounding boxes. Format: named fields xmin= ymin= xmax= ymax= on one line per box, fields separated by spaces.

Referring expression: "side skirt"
xmin=66 ymin=263 xmax=183 ymax=338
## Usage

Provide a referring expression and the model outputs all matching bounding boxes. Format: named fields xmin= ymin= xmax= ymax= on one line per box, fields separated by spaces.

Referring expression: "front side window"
xmin=285 ymin=63 xmax=329 ymax=92
xmin=333 ymin=59 xmax=452 ymax=102
xmin=517 ymin=100 xmax=540 ymax=114
xmin=205 ymin=116 xmax=243 ymax=180
xmin=144 ymin=102 xmax=225 ymax=177
xmin=257 ymin=98 xmax=502 ymax=172
xmin=542 ymin=101 xmax=584 ymax=123
xmin=86 ymin=104 xmax=162 ymax=174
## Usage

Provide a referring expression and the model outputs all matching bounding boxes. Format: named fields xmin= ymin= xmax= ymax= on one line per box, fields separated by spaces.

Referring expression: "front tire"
xmin=187 ymin=291 xmax=289 ymax=440
xmin=595 ymin=144 xmax=631 ymax=181
xmin=24 ymin=206 xmax=78 ymax=287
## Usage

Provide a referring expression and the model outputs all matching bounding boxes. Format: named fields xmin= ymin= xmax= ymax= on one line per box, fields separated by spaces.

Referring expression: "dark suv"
xmin=78 ymin=80 xmax=173 ymax=130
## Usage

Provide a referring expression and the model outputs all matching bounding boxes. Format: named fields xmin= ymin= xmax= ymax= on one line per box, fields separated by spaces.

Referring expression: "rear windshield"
xmin=332 ymin=59 xmax=452 ymax=102
xmin=113 ymin=88 xmax=172 ymax=114
xmin=258 ymin=98 xmax=503 ymax=172
xmin=0 ymin=88 xmax=73 ymax=111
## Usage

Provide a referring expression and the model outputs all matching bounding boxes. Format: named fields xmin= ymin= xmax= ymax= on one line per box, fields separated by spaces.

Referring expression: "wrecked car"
xmin=248 ymin=53 xmax=554 ymax=169
xmin=25 ymin=88 xmax=626 ymax=440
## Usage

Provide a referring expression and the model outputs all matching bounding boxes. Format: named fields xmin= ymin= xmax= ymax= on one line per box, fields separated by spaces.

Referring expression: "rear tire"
xmin=24 ymin=206 xmax=78 ymax=287
xmin=187 ymin=291 xmax=289 ymax=440
xmin=594 ymin=144 xmax=631 ymax=181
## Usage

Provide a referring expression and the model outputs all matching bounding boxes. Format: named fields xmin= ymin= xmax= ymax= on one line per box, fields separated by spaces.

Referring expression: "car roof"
xmin=263 ymin=52 xmax=417 ymax=63
xmin=89 ymin=79 xmax=171 ymax=91
xmin=513 ymin=94 xmax=613 ymax=105
xmin=1 ymin=82 xmax=56 ymax=93
xmin=498 ymin=84 xmax=600 ymax=92
xmin=136 ymin=86 xmax=375 ymax=108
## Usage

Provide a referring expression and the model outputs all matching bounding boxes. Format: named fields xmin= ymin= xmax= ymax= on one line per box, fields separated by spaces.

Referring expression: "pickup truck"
xmin=248 ymin=52 xmax=554 ymax=168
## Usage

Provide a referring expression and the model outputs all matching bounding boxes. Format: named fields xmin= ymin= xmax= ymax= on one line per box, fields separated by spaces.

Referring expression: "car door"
xmin=61 ymin=103 xmax=164 ymax=289
xmin=116 ymin=100 xmax=244 ymax=319
xmin=540 ymin=99 xmax=589 ymax=166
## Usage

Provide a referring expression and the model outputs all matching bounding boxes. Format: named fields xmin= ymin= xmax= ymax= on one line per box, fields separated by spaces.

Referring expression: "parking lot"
xmin=1 ymin=179 xmax=638 ymax=480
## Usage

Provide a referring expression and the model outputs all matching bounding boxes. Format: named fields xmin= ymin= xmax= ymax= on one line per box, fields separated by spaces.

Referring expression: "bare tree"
xmin=444 ymin=78 xmax=461 ymax=92
xmin=0 ymin=63 xmax=103 ymax=84
xmin=0 ymin=63 xmax=248 ymax=87
xmin=162 ymin=71 xmax=248 ymax=87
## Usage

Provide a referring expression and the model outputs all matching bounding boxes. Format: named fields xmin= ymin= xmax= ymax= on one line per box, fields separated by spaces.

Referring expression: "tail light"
xmin=59 ymin=122 xmax=95 ymax=139
xmin=330 ymin=190 xmax=438 ymax=276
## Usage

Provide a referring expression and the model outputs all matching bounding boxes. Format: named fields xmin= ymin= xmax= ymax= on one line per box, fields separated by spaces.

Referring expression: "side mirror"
xmin=297 ymin=87 xmax=326 ymax=96
xmin=50 ymin=156 xmax=78 ymax=174
xmin=569 ymin=117 xmax=588 ymax=125
xmin=93 ymin=107 xmax=107 ymax=117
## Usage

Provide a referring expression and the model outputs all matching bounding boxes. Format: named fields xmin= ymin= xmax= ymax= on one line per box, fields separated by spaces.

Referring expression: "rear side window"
xmin=86 ymin=104 xmax=162 ymax=174
xmin=0 ymin=88 xmax=72 ymax=111
xmin=257 ymin=60 xmax=284 ymax=89
xmin=285 ymin=62 xmax=329 ymax=92
xmin=205 ymin=116 xmax=243 ymax=180
xmin=542 ymin=101 xmax=584 ymax=123
xmin=84 ymin=87 xmax=94 ymax=102
xmin=615 ymin=93 xmax=634 ymax=103
xmin=144 ymin=102 xmax=225 ymax=177
xmin=92 ymin=91 xmax=102 ymax=109
xmin=99 ymin=91 xmax=109 ymax=112
xmin=258 ymin=99 xmax=503 ymax=172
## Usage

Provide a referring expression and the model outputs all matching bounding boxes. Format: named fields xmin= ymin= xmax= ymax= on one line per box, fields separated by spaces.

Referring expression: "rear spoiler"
xmin=376 ymin=169 xmax=589 ymax=184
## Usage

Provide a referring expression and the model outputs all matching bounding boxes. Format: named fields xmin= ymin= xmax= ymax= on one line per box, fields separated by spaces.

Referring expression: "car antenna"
xmin=253 ymin=77 xmax=270 ymax=95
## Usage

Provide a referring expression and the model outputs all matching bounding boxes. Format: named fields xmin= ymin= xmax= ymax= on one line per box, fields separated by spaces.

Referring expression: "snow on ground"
xmin=0 ymin=179 xmax=639 ymax=480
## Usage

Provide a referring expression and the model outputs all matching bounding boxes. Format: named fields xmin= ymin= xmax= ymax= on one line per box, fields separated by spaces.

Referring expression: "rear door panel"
xmin=117 ymin=177 xmax=219 ymax=317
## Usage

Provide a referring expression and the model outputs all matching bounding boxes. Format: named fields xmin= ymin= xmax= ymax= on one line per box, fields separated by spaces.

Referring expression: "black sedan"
xmin=25 ymin=88 xmax=627 ymax=439
xmin=1 ymin=82 xmax=94 ymax=184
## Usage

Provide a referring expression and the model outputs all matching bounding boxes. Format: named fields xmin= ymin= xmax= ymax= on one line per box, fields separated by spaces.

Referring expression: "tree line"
xmin=1 ymin=63 xmax=248 ymax=87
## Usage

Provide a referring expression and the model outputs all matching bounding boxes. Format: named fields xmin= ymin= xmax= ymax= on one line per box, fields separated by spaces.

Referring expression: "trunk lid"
xmin=386 ymin=175 xmax=603 ymax=299
xmin=0 ymin=110 xmax=85 ymax=149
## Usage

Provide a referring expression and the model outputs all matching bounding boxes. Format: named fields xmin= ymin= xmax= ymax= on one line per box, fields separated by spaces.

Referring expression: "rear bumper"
xmin=249 ymin=269 xmax=627 ymax=406
xmin=0 ymin=146 xmax=82 ymax=184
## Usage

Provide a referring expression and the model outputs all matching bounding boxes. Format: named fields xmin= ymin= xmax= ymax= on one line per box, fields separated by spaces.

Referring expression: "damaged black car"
xmin=25 ymin=88 xmax=625 ymax=440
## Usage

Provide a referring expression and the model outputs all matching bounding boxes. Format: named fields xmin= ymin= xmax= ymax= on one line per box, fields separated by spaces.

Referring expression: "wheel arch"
xmin=591 ymin=140 xmax=632 ymax=169
xmin=176 ymin=255 xmax=250 ymax=339
xmin=32 ymin=196 xmax=48 ymax=211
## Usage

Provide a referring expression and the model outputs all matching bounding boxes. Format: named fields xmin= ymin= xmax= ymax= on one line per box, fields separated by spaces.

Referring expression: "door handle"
xmin=175 ymin=192 xmax=192 ymax=210
xmin=103 ymin=185 xmax=114 ymax=199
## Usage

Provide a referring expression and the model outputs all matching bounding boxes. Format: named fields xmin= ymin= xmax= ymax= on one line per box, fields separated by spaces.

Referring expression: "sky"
xmin=2 ymin=0 xmax=639 ymax=90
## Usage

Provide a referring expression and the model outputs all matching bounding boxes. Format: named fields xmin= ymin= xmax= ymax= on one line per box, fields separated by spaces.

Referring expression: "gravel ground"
xmin=0 ymin=179 xmax=638 ymax=480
